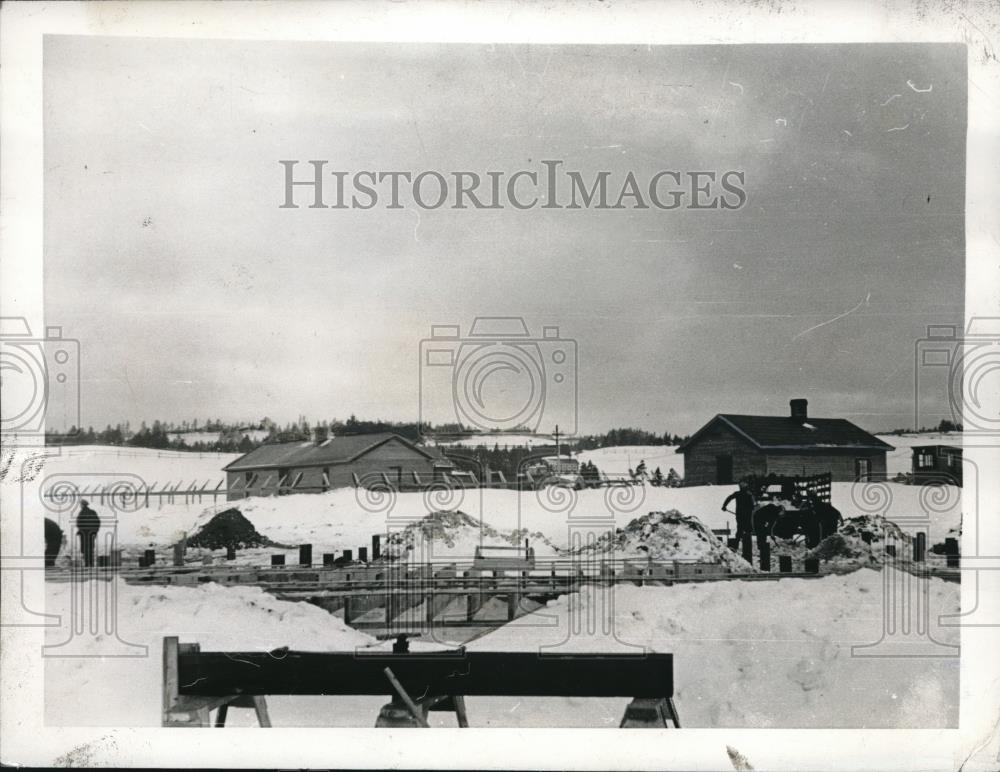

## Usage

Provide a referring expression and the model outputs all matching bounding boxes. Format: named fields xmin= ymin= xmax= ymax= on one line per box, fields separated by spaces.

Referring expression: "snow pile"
xmin=570 ymin=509 xmax=755 ymax=573
xmin=380 ymin=509 xmax=556 ymax=562
xmin=44 ymin=579 xmax=376 ymax=727
xmin=840 ymin=514 xmax=908 ymax=543
xmin=803 ymin=533 xmax=882 ymax=571
xmin=469 ymin=569 xmax=960 ymax=728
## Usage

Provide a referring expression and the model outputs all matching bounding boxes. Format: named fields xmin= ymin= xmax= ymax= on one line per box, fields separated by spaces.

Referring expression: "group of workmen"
xmin=722 ymin=476 xmax=843 ymax=549
xmin=44 ymin=499 xmax=102 ymax=568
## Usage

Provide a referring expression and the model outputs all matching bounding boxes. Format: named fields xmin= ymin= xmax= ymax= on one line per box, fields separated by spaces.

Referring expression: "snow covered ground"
xmin=44 ymin=569 xmax=959 ymax=728
xmin=97 ymin=479 xmax=960 ymax=560
xmin=10 ymin=443 xmax=962 ymax=565
xmin=429 ymin=432 xmax=555 ymax=449
xmin=467 ymin=569 xmax=960 ymax=728
xmin=28 ymin=442 xmax=963 ymax=730
xmin=575 ymin=445 xmax=683 ymax=477
xmin=43 ymin=579 xmax=376 ymax=727
xmin=3 ymin=444 xmax=236 ymax=488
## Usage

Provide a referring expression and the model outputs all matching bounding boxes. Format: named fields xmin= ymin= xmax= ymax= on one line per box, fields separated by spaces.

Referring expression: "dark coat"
xmin=76 ymin=505 xmax=101 ymax=532
xmin=45 ymin=518 xmax=63 ymax=548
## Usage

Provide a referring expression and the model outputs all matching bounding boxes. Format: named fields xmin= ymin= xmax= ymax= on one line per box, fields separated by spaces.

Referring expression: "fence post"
xmin=914 ymin=532 xmax=926 ymax=563
xmin=299 ymin=544 xmax=312 ymax=566
xmin=759 ymin=542 xmax=771 ymax=572
xmin=372 ymin=534 xmax=381 ymax=561
xmin=944 ymin=537 xmax=959 ymax=568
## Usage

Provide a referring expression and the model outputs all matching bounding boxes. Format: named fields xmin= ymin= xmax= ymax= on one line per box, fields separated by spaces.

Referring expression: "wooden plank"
xmin=176 ymin=648 xmax=674 ymax=699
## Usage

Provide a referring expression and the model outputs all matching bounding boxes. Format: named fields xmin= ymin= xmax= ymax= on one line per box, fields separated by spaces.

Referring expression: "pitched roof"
xmin=676 ymin=414 xmax=894 ymax=453
xmin=223 ymin=432 xmax=450 ymax=471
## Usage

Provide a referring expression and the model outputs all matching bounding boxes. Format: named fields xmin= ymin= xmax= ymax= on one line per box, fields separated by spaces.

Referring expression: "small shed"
xmin=676 ymin=399 xmax=894 ymax=485
xmin=911 ymin=444 xmax=963 ymax=485
xmin=223 ymin=432 xmax=454 ymax=499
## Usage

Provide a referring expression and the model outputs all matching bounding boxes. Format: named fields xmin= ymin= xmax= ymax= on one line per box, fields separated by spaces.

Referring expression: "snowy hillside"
xmin=575 ymin=445 xmax=682 ymax=477
xmin=3 ymin=444 xmax=236 ymax=487
xmin=429 ymin=433 xmax=556 ymax=449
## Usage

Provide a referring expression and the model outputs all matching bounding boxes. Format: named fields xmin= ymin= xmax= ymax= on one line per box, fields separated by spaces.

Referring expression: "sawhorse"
xmin=162 ymin=637 xmax=271 ymax=727
xmin=620 ymin=697 xmax=681 ymax=727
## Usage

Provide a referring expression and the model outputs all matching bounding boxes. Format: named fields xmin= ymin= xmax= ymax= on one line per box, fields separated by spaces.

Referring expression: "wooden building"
xmin=911 ymin=444 xmax=963 ymax=485
xmin=223 ymin=432 xmax=454 ymax=500
xmin=676 ymin=399 xmax=893 ymax=485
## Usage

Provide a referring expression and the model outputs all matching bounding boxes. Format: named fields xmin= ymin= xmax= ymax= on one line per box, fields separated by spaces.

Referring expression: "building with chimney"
xmin=676 ymin=399 xmax=893 ymax=485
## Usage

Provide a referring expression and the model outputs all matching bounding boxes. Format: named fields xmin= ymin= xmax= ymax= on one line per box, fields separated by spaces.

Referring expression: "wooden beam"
xmin=175 ymin=647 xmax=673 ymax=699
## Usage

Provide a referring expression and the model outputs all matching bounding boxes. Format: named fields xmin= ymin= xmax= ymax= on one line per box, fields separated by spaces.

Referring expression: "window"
xmin=944 ymin=452 xmax=955 ymax=467
xmin=917 ymin=452 xmax=934 ymax=469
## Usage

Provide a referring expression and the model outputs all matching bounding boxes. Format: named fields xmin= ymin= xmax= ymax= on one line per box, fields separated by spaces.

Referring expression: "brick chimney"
xmin=790 ymin=398 xmax=808 ymax=421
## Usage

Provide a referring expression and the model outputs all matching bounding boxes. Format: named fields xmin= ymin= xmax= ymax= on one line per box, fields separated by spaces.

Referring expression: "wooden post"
xmin=226 ymin=545 xmax=236 ymax=561
xmin=299 ymin=544 xmax=312 ymax=566
xmin=372 ymin=534 xmax=381 ymax=561
xmin=425 ymin=591 xmax=434 ymax=625
xmin=271 ymin=554 xmax=285 ymax=566
xmin=740 ymin=534 xmax=753 ymax=564
xmin=804 ymin=558 xmax=819 ymax=574
xmin=945 ymin=537 xmax=959 ymax=568
xmin=507 ymin=592 xmax=519 ymax=621
xmin=342 ymin=549 xmax=353 ymax=563
xmin=759 ymin=542 xmax=771 ymax=572
xmin=343 ymin=596 xmax=352 ymax=626
xmin=914 ymin=532 xmax=926 ymax=563
xmin=323 ymin=553 xmax=335 ymax=567
xmin=359 ymin=547 xmax=368 ymax=563
xmin=144 ymin=549 xmax=156 ymax=567
xmin=778 ymin=555 xmax=792 ymax=573
xmin=173 ymin=543 xmax=185 ymax=567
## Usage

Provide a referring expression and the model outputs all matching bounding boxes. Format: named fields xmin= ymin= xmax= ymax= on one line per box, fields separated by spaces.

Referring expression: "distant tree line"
xmin=880 ymin=419 xmax=963 ymax=435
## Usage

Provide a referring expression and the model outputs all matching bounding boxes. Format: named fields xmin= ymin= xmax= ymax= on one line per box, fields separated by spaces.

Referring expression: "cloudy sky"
xmin=44 ymin=38 xmax=965 ymax=435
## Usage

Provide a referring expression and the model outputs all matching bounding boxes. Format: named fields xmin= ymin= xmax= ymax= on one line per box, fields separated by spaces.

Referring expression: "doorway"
xmin=716 ymin=454 xmax=734 ymax=485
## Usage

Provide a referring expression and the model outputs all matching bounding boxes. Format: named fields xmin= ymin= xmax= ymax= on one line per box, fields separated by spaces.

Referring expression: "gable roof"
xmin=223 ymin=432 xmax=450 ymax=472
xmin=676 ymin=414 xmax=894 ymax=453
